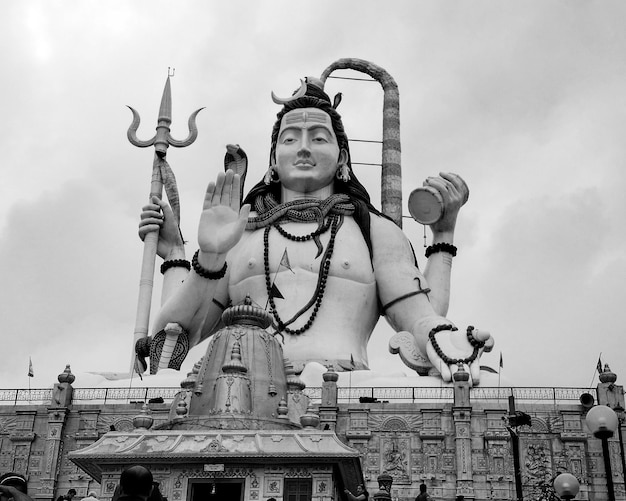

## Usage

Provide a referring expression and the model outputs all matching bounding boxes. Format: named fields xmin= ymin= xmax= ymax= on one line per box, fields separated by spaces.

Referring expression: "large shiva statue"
xmin=136 ymin=64 xmax=493 ymax=386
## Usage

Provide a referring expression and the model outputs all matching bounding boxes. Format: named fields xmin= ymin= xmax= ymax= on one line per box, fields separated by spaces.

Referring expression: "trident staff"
xmin=127 ymin=69 xmax=203 ymax=374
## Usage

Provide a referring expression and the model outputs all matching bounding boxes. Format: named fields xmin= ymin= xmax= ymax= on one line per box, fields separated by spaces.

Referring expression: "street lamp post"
xmin=585 ymin=405 xmax=619 ymax=501
xmin=553 ymin=473 xmax=580 ymax=500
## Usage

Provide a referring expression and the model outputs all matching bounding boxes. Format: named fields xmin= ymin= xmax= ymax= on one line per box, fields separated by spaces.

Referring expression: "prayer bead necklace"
xmin=264 ymin=214 xmax=342 ymax=335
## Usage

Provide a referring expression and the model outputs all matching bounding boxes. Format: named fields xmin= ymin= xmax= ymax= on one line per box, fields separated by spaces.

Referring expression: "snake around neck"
xmin=250 ymin=194 xmax=351 ymax=336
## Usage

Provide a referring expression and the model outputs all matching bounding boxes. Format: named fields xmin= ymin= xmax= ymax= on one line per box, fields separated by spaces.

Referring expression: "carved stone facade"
xmin=0 ymin=383 xmax=624 ymax=501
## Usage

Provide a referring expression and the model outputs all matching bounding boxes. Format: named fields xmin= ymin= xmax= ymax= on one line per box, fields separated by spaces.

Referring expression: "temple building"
xmin=0 ymin=318 xmax=624 ymax=501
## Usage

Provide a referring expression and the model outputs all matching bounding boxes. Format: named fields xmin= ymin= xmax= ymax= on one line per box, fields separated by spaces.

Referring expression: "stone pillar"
xmin=51 ymin=365 xmax=75 ymax=407
xmin=452 ymin=368 xmax=474 ymax=500
xmin=8 ymin=410 xmax=37 ymax=475
xmin=73 ymin=410 xmax=103 ymax=495
xmin=285 ymin=359 xmax=308 ymax=424
xmin=596 ymin=366 xmax=625 ymax=410
xmin=311 ymin=466 xmax=334 ymax=501
xmin=40 ymin=408 xmax=69 ymax=498
xmin=40 ymin=366 xmax=75 ymax=498
xmin=595 ymin=366 xmax=626 ymax=500
xmin=346 ymin=409 xmax=372 ymax=481
xmin=319 ymin=366 xmax=339 ymax=431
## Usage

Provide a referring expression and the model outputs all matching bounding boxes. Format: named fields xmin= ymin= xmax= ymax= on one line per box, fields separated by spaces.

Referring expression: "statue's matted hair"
xmin=243 ymin=80 xmax=387 ymax=260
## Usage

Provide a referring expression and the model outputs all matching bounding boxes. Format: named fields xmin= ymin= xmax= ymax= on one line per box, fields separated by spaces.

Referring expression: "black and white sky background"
xmin=1 ymin=0 xmax=625 ymax=389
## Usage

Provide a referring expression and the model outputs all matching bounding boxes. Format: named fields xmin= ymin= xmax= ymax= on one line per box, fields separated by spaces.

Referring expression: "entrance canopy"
xmin=69 ymin=429 xmax=363 ymax=486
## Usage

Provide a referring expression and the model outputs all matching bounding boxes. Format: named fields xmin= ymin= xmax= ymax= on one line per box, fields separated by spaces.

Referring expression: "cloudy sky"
xmin=1 ymin=1 xmax=625 ymax=391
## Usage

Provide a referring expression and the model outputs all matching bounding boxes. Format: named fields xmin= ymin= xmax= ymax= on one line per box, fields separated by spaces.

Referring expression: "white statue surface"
xmin=137 ymin=77 xmax=493 ymax=386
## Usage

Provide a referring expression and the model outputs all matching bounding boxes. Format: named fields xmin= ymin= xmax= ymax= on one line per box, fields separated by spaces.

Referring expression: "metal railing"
xmin=0 ymin=386 xmax=595 ymax=406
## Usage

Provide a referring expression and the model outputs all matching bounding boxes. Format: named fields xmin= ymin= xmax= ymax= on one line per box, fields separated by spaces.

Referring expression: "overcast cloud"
xmin=1 ymin=0 xmax=625 ymax=390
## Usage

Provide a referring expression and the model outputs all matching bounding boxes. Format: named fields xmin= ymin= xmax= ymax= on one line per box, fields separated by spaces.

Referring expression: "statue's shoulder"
xmin=369 ymin=213 xmax=414 ymax=262
xmin=370 ymin=213 xmax=407 ymax=240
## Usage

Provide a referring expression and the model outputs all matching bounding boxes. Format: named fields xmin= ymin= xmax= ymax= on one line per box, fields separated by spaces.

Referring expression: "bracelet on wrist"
xmin=425 ymin=243 xmax=457 ymax=258
xmin=160 ymin=259 xmax=191 ymax=275
xmin=192 ymin=250 xmax=227 ymax=279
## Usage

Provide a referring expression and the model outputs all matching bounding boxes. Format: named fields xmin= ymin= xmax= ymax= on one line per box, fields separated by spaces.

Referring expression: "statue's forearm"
xmin=424 ymin=253 xmax=453 ymax=316
xmin=154 ymin=255 xmax=228 ymax=341
xmin=423 ymin=230 xmax=454 ymax=316
xmin=160 ymin=244 xmax=188 ymax=305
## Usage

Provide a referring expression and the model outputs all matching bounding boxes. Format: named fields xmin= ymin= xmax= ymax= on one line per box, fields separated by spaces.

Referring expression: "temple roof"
xmin=69 ymin=429 xmax=361 ymax=482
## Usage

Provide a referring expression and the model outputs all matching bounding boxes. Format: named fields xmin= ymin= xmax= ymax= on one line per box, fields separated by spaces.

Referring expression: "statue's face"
xmin=275 ymin=108 xmax=341 ymax=194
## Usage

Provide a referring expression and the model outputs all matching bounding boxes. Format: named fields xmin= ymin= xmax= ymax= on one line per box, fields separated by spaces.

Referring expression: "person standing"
xmin=415 ymin=483 xmax=432 ymax=501
xmin=116 ymin=466 xmax=153 ymax=501
xmin=345 ymin=483 xmax=369 ymax=500
xmin=80 ymin=492 xmax=99 ymax=501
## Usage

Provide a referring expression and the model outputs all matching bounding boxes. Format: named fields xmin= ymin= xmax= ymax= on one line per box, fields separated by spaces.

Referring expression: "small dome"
xmin=452 ymin=365 xmax=470 ymax=382
xmin=58 ymin=365 xmax=75 ymax=384
xmin=132 ymin=404 xmax=154 ymax=430
xmin=323 ymin=365 xmax=339 ymax=382
xmin=300 ymin=403 xmax=320 ymax=429
xmin=599 ymin=364 xmax=617 ymax=384
xmin=221 ymin=295 xmax=272 ymax=328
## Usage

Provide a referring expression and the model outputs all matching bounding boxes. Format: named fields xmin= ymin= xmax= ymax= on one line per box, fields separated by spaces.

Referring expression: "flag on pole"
xmin=499 ymin=352 xmax=503 ymax=369
xmin=279 ymin=248 xmax=295 ymax=273
xmin=28 ymin=357 xmax=34 ymax=378
xmin=269 ymin=283 xmax=284 ymax=300
xmin=350 ymin=354 xmax=355 ymax=369
xmin=596 ymin=356 xmax=603 ymax=374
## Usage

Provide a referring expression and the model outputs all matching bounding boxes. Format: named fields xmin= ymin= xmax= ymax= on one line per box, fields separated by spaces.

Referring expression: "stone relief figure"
xmin=524 ymin=443 xmax=560 ymax=501
xmin=138 ymin=76 xmax=493 ymax=385
xmin=383 ymin=439 xmax=409 ymax=479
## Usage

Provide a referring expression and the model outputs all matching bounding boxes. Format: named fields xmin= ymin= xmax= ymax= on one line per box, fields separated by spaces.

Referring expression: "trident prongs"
xmin=127 ymin=73 xmax=202 ymax=375
xmin=127 ymin=73 xmax=204 ymax=158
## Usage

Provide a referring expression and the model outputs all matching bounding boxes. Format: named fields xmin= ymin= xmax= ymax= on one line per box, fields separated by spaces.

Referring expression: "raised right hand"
xmin=198 ymin=170 xmax=250 ymax=256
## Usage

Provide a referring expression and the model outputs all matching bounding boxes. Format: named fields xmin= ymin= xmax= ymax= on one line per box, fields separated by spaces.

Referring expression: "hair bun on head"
xmin=303 ymin=76 xmax=331 ymax=104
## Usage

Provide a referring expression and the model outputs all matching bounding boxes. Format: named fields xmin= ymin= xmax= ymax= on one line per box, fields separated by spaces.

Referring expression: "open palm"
xmin=198 ymin=170 xmax=250 ymax=254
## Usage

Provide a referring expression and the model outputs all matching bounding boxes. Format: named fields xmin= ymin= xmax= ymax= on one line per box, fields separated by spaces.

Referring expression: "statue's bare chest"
xmin=229 ymin=217 xmax=375 ymax=285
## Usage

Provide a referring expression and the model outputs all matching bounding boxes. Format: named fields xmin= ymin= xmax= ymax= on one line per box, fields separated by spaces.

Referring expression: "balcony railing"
xmin=0 ymin=386 xmax=596 ymax=406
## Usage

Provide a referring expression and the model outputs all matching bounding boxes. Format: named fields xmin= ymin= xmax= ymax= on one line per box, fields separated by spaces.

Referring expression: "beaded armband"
xmin=425 ymin=243 xmax=457 ymax=258
xmin=160 ymin=259 xmax=191 ymax=275
xmin=381 ymin=289 xmax=431 ymax=314
xmin=192 ymin=250 xmax=227 ymax=279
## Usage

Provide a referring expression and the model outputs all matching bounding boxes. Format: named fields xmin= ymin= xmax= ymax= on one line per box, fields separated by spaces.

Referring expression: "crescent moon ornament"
xmin=271 ymin=78 xmax=307 ymax=105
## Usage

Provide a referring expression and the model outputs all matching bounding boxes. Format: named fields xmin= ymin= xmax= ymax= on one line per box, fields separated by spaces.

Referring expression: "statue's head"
xmin=244 ymin=77 xmax=375 ymax=208
xmin=269 ymin=77 xmax=351 ymax=171
xmin=242 ymin=76 xmax=385 ymax=261
xmin=272 ymin=106 xmax=349 ymax=195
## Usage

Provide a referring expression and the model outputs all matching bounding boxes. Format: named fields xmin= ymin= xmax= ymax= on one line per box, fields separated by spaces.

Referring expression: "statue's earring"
xmin=336 ymin=163 xmax=351 ymax=182
xmin=264 ymin=164 xmax=280 ymax=185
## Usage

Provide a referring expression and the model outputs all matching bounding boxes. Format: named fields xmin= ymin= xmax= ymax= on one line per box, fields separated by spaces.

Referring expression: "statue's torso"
xmin=226 ymin=216 xmax=379 ymax=371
